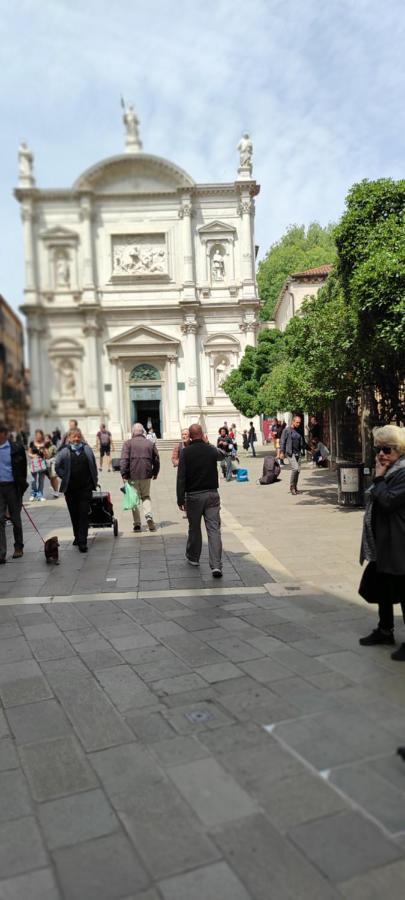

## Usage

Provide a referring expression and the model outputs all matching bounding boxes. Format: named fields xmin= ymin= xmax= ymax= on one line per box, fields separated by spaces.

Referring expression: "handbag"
xmin=30 ymin=456 xmax=47 ymax=473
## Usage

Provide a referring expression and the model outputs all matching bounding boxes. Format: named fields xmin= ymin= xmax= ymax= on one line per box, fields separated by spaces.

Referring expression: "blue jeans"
xmin=31 ymin=471 xmax=45 ymax=498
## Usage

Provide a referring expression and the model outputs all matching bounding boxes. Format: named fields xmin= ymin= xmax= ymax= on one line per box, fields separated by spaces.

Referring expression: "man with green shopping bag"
xmin=120 ymin=423 xmax=160 ymax=532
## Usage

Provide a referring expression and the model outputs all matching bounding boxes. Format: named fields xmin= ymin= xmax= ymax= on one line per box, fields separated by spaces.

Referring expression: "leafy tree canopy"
xmin=257 ymin=222 xmax=337 ymax=320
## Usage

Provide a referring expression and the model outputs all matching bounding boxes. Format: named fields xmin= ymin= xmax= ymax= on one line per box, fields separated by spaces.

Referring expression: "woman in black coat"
xmin=358 ymin=425 xmax=405 ymax=660
xmin=55 ymin=428 xmax=98 ymax=552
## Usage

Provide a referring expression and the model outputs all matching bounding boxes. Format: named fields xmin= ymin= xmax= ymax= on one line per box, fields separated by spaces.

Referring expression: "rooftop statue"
xmin=18 ymin=141 xmax=35 ymax=187
xmin=237 ymin=132 xmax=253 ymax=177
xmin=121 ymin=99 xmax=143 ymax=153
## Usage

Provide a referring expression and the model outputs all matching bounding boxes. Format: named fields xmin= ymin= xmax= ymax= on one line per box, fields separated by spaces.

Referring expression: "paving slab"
xmin=0 ymin=816 xmax=48 ymax=879
xmin=52 ymin=832 xmax=150 ymax=900
xmin=289 ymin=810 xmax=401 ymax=881
xmin=0 ymin=867 xmax=61 ymax=900
xmin=213 ymin=813 xmax=342 ymax=899
xmin=48 ymin=673 xmax=134 ymax=750
xmin=38 ymin=788 xmax=120 ymax=849
xmin=158 ymin=861 xmax=252 ymax=900
xmin=6 ymin=699 xmax=71 ymax=744
xmin=116 ymin=780 xmax=220 ymax=879
xmin=168 ymin=757 xmax=258 ymax=826
xmin=20 ymin=735 xmax=98 ymax=801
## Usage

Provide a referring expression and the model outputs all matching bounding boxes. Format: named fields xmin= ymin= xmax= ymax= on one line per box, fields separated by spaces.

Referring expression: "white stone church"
xmin=15 ymin=109 xmax=261 ymax=441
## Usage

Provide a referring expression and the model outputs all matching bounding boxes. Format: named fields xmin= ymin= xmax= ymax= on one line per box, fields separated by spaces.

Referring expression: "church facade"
xmin=15 ymin=112 xmax=261 ymax=441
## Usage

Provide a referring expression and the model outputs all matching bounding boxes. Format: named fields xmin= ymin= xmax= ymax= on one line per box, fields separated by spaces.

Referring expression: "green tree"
xmin=222 ymin=329 xmax=285 ymax=417
xmin=257 ymin=222 xmax=337 ymax=320
xmin=334 ymin=178 xmax=405 ymax=422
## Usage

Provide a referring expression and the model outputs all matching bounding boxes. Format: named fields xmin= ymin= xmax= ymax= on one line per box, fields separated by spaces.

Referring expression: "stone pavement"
xmin=1 ymin=452 xmax=405 ymax=898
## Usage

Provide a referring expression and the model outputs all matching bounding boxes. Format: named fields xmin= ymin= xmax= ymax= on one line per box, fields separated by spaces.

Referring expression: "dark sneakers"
xmin=359 ymin=629 xmax=395 ymax=646
xmin=391 ymin=643 xmax=405 ymax=661
xmin=133 ymin=524 xmax=141 ymax=533
xmin=12 ymin=549 xmax=24 ymax=559
xmin=212 ymin=569 xmax=223 ymax=578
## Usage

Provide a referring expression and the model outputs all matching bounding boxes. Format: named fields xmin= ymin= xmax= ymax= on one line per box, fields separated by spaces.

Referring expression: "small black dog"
xmin=45 ymin=536 xmax=60 ymax=564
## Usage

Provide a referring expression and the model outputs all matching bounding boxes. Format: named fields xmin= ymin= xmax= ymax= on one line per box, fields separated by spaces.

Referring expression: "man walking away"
xmin=177 ymin=423 xmax=224 ymax=577
xmin=120 ymin=423 xmax=160 ymax=532
xmin=97 ymin=424 xmax=114 ymax=473
xmin=248 ymin=421 xmax=257 ymax=457
xmin=280 ymin=414 xmax=305 ymax=495
xmin=0 ymin=422 xmax=28 ymax=563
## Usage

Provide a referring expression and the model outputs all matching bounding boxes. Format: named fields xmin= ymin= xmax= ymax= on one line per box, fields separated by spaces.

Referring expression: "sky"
xmin=1 ymin=0 xmax=404 ymax=316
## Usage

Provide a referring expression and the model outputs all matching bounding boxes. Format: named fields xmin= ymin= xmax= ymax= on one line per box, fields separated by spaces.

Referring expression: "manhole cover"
xmin=185 ymin=709 xmax=214 ymax=724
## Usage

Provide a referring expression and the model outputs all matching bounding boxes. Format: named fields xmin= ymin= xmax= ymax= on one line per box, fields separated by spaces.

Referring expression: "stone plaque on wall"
xmin=111 ymin=234 xmax=167 ymax=279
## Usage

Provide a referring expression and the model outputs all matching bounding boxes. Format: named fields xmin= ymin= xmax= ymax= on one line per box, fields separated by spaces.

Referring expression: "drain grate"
xmin=184 ymin=709 xmax=214 ymax=724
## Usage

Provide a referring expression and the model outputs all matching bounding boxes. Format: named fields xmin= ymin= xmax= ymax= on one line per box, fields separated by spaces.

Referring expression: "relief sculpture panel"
xmin=112 ymin=234 xmax=167 ymax=278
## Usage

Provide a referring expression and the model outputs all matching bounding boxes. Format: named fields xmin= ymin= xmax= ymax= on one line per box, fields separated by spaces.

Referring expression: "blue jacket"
xmin=55 ymin=444 xmax=98 ymax=494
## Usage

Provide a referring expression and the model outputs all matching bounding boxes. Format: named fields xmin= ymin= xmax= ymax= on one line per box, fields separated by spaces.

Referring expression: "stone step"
xmin=92 ymin=439 xmax=177 ymax=454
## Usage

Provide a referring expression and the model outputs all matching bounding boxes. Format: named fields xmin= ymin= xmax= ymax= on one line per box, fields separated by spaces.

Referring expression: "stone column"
xmin=167 ymin=355 xmax=180 ymax=436
xmin=79 ymin=195 xmax=96 ymax=300
xmin=239 ymin=193 xmax=256 ymax=299
xmin=181 ymin=316 xmax=200 ymax=411
xmin=20 ymin=199 xmax=37 ymax=302
xmin=83 ymin=320 xmax=101 ymax=411
xmin=110 ymin=361 xmax=123 ymax=438
xmin=179 ymin=195 xmax=196 ymax=301
xmin=26 ymin=321 xmax=42 ymax=415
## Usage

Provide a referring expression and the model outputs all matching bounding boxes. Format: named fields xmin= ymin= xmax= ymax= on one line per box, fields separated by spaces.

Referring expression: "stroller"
xmin=88 ymin=487 xmax=119 ymax=537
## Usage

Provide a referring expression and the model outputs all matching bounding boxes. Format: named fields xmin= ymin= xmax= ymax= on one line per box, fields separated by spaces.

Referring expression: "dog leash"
xmin=22 ymin=504 xmax=45 ymax=546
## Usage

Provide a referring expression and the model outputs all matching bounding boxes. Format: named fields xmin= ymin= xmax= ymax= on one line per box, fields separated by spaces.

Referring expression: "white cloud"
xmin=1 ymin=0 xmax=404 ymax=309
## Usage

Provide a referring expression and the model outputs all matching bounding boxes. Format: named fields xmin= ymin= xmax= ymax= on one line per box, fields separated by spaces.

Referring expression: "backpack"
xmin=236 ymin=468 xmax=249 ymax=482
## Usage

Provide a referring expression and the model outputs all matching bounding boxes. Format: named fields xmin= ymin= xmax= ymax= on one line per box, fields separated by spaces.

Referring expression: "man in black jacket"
xmin=0 ymin=422 xmax=28 ymax=563
xmin=280 ymin=414 xmax=305 ymax=495
xmin=177 ymin=423 xmax=224 ymax=577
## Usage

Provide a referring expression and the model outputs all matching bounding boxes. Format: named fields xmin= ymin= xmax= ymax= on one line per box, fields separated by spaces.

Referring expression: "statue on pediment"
xmin=237 ymin=132 xmax=253 ymax=173
xmin=122 ymin=99 xmax=143 ymax=152
xmin=18 ymin=142 xmax=35 ymax=186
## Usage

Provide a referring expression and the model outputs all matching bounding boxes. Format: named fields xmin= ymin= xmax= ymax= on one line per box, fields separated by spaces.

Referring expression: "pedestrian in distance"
xmin=44 ymin=434 xmax=60 ymax=497
xmin=146 ymin=427 xmax=157 ymax=445
xmin=172 ymin=428 xmax=190 ymax=467
xmin=217 ymin=426 xmax=234 ymax=482
xmin=242 ymin=429 xmax=249 ymax=452
xmin=96 ymin=424 xmax=114 ymax=473
xmin=280 ymin=414 xmax=305 ymax=495
xmin=358 ymin=425 xmax=405 ymax=659
xmin=55 ymin=427 xmax=98 ymax=553
xmin=248 ymin=421 xmax=257 ymax=457
xmin=259 ymin=455 xmax=281 ymax=485
xmin=120 ymin=422 xmax=160 ymax=532
xmin=28 ymin=429 xmax=49 ymax=501
xmin=0 ymin=422 xmax=27 ymax=564
xmin=177 ymin=423 xmax=224 ymax=578
xmin=60 ymin=419 xmax=79 ymax=448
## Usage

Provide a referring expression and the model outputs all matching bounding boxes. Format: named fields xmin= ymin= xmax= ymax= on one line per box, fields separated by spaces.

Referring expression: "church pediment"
xmin=73 ymin=154 xmax=195 ymax=195
xmin=198 ymin=220 xmax=237 ymax=239
xmin=105 ymin=324 xmax=179 ymax=358
xmin=40 ymin=226 xmax=79 ymax=243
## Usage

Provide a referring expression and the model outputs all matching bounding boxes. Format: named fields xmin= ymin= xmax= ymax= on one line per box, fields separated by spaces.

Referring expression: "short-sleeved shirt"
xmin=97 ymin=430 xmax=111 ymax=446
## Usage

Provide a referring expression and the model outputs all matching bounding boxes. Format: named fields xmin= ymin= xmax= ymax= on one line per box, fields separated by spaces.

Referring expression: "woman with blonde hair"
xmin=359 ymin=425 xmax=405 ymax=659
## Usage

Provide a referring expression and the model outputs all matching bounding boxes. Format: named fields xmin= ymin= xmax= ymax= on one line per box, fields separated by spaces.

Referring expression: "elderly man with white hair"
xmin=120 ymin=422 xmax=160 ymax=532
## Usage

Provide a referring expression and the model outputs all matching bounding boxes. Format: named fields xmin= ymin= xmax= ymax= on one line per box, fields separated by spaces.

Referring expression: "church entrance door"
xmin=130 ymin=386 xmax=162 ymax=438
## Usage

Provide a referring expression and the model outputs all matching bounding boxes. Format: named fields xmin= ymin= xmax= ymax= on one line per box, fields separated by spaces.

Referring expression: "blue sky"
xmin=1 ymin=0 xmax=404 ymax=314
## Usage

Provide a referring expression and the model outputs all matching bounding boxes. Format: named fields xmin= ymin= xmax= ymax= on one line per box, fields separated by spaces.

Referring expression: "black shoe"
xmin=0 ymin=558 xmax=5 ymax=565
xmin=212 ymin=568 xmax=223 ymax=578
xmin=78 ymin=545 xmax=88 ymax=553
xmin=72 ymin=539 xmax=78 ymax=546
xmin=359 ymin=628 xmax=395 ymax=646
xmin=397 ymin=746 xmax=405 ymax=761
xmin=133 ymin=524 xmax=141 ymax=533
xmin=391 ymin=643 xmax=405 ymax=661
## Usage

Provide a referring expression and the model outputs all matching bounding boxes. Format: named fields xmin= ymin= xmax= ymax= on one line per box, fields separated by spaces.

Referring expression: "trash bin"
xmin=337 ymin=462 xmax=364 ymax=507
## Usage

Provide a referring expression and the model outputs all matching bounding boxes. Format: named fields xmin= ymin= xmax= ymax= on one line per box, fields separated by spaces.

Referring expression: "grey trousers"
xmin=287 ymin=453 xmax=301 ymax=488
xmin=0 ymin=482 xmax=24 ymax=560
xmin=186 ymin=490 xmax=222 ymax=571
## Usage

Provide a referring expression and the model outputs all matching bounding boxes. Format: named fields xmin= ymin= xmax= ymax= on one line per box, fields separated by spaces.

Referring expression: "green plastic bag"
xmin=122 ymin=482 xmax=140 ymax=510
